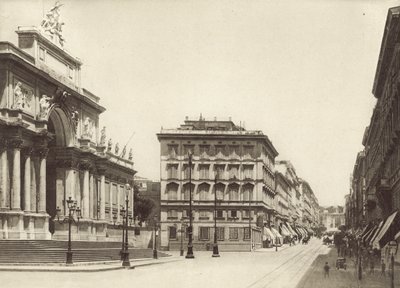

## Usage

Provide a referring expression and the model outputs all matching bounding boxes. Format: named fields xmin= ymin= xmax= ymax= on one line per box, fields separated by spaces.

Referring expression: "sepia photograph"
xmin=0 ymin=0 xmax=400 ymax=287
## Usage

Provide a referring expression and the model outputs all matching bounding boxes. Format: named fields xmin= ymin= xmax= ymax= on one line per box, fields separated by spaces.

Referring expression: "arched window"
xmin=198 ymin=183 xmax=210 ymax=200
xmin=228 ymin=183 xmax=239 ymax=201
xmin=215 ymin=183 xmax=225 ymax=201
xmin=182 ymin=183 xmax=195 ymax=200
xmin=166 ymin=183 xmax=178 ymax=200
xmin=242 ymin=184 xmax=254 ymax=201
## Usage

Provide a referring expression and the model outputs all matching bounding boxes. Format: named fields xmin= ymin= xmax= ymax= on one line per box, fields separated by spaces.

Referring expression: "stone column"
xmin=99 ymin=173 xmax=106 ymax=220
xmin=10 ymin=139 xmax=23 ymax=210
xmin=109 ymin=180 xmax=113 ymax=222
xmin=0 ymin=140 xmax=8 ymax=209
xmin=117 ymin=184 xmax=121 ymax=223
xmin=23 ymin=148 xmax=33 ymax=212
xmin=38 ymin=148 xmax=48 ymax=213
xmin=89 ymin=173 xmax=94 ymax=219
xmin=81 ymin=162 xmax=90 ymax=219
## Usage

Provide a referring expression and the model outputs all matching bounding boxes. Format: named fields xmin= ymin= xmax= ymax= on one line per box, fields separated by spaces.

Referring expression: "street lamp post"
xmin=186 ymin=152 xmax=195 ymax=259
xmin=275 ymin=236 xmax=278 ymax=252
xmin=391 ymin=252 xmax=395 ymax=288
xmin=212 ymin=173 xmax=220 ymax=257
xmin=180 ymin=218 xmax=185 ymax=256
xmin=153 ymin=216 xmax=158 ymax=259
xmin=113 ymin=191 xmax=132 ymax=268
xmin=357 ymin=240 xmax=362 ymax=281
xmin=122 ymin=194 xmax=132 ymax=267
xmin=56 ymin=197 xmax=81 ymax=265
xmin=113 ymin=206 xmax=126 ymax=261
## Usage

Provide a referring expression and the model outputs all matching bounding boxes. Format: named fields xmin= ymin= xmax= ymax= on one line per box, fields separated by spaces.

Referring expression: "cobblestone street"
xmin=297 ymin=246 xmax=400 ymax=288
xmin=0 ymin=239 xmax=327 ymax=288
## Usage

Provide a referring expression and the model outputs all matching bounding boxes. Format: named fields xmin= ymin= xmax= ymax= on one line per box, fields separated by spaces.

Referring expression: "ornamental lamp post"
xmin=113 ymin=206 xmax=126 ymax=261
xmin=180 ymin=217 xmax=186 ymax=256
xmin=153 ymin=216 xmax=158 ymax=259
xmin=121 ymin=191 xmax=131 ymax=268
xmin=55 ymin=196 xmax=81 ymax=265
xmin=212 ymin=173 xmax=220 ymax=257
xmin=186 ymin=151 xmax=195 ymax=259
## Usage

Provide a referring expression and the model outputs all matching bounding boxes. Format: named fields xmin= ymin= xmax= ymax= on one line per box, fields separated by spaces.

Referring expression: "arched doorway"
xmin=46 ymin=107 xmax=74 ymax=234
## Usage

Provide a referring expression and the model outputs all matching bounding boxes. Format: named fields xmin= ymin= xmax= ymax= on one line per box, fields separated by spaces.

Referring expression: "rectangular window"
xmin=243 ymin=165 xmax=253 ymax=179
xmin=199 ymin=227 xmax=209 ymax=240
xmin=199 ymin=210 xmax=209 ymax=219
xmin=243 ymin=209 xmax=250 ymax=218
xmin=183 ymin=164 xmax=194 ymax=179
xmin=168 ymin=145 xmax=178 ymax=158
xmin=230 ymin=210 xmax=238 ymax=218
xmin=167 ymin=209 xmax=178 ymax=219
xmin=216 ymin=210 xmax=224 ymax=218
xmin=169 ymin=226 xmax=177 ymax=239
xmin=199 ymin=165 xmax=209 ymax=179
xmin=244 ymin=227 xmax=251 ymax=240
xmin=183 ymin=145 xmax=195 ymax=156
xmin=229 ymin=227 xmax=239 ymax=240
xmin=216 ymin=227 xmax=225 ymax=241
xmin=214 ymin=164 xmax=225 ymax=179
xmin=229 ymin=165 xmax=239 ymax=179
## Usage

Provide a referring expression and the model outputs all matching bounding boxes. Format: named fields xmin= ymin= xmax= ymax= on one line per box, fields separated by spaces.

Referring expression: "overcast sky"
xmin=1 ymin=0 xmax=399 ymax=206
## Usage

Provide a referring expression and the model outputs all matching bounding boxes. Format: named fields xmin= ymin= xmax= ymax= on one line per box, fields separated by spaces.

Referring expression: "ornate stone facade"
xmin=0 ymin=15 xmax=135 ymax=241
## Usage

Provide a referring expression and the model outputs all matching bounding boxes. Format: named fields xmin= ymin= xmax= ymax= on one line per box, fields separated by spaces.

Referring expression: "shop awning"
xmin=360 ymin=222 xmax=373 ymax=238
xmin=369 ymin=221 xmax=383 ymax=247
xmin=363 ymin=225 xmax=378 ymax=245
xmin=285 ymin=223 xmax=297 ymax=237
xmin=270 ymin=227 xmax=283 ymax=239
xmin=280 ymin=224 xmax=291 ymax=237
xmin=263 ymin=227 xmax=275 ymax=240
xmin=373 ymin=211 xmax=400 ymax=249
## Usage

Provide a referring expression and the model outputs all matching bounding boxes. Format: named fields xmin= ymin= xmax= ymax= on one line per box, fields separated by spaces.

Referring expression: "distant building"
xmin=320 ymin=206 xmax=345 ymax=231
xmin=157 ymin=116 xmax=278 ymax=251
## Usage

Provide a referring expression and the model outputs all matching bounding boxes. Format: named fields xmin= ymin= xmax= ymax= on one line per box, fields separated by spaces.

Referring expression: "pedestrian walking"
xmin=369 ymin=258 xmax=375 ymax=275
xmin=324 ymin=262 xmax=330 ymax=278
xmin=381 ymin=259 xmax=385 ymax=276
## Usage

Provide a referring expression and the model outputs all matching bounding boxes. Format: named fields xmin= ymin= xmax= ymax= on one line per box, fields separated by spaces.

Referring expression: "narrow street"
xmin=0 ymin=238 xmax=329 ymax=288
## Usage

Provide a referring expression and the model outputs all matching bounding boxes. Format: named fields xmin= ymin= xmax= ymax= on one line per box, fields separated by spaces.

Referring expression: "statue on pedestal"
xmin=83 ymin=117 xmax=94 ymax=139
xmin=40 ymin=1 xmax=65 ymax=47
xmin=100 ymin=126 xmax=106 ymax=146
xmin=107 ymin=138 xmax=112 ymax=152
xmin=115 ymin=143 xmax=119 ymax=155
xmin=70 ymin=108 xmax=79 ymax=135
xmin=128 ymin=148 xmax=133 ymax=161
xmin=39 ymin=94 xmax=53 ymax=119
xmin=121 ymin=146 xmax=126 ymax=158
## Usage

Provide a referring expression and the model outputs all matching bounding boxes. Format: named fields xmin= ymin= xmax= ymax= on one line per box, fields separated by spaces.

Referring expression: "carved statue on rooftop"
xmin=115 ymin=143 xmax=119 ymax=155
xmin=40 ymin=1 xmax=65 ymax=47
xmin=121 ymin=146 xmax=126 ymax=158
xmin=107 ymin=138 xmax=112 ymax=152
xmin=128 ymin=148 xmax=133 ymax=161
xmin=39 ymin=94 xmax=53 ymax=119
xmin=100 ymin=126 xmax=106 ymax=146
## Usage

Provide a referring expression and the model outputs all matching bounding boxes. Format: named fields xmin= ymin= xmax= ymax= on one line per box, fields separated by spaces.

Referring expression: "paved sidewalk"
xmin=0 ymin=255 xmax=183 ymax=272
xmin=296 ymin=247 xmax=400 ymax=288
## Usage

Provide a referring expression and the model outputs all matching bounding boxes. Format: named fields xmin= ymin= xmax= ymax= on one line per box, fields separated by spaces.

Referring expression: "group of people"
xmin=322 ymin=230 xmax=389 ymax=278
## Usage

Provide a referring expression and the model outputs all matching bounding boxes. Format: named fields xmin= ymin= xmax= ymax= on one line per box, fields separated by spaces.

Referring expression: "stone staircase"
xmin=0 ymin=240 xmax=169 ymax=263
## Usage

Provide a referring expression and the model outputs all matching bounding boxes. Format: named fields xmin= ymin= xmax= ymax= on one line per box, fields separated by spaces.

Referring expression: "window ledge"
xmin=199 ymin=217 xmax=210 ymax=220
